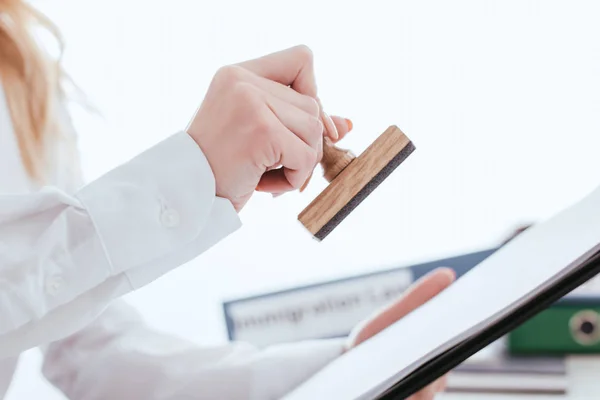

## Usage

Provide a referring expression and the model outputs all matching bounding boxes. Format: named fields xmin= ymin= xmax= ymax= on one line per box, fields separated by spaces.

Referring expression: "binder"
xmin=378 ymin=251 xmax=600 ymax=399
xmin=283 ymin=185 xmax=600 ymax=400
xmin=222 ymin=249 xmax=497 ymax=347
xmin=508 ymin=294 xmax=600 ymax=355
xmin=222 ymin=248 xmax=599 ymax=350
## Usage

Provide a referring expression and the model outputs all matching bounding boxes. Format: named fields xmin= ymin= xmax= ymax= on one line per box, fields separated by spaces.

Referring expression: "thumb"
xmin=348 ymin=268 xmax=456 ymax=348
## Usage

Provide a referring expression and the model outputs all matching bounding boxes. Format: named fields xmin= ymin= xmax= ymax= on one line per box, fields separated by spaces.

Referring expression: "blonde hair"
xmin=0 ymin=0 xmax=65 ymax=183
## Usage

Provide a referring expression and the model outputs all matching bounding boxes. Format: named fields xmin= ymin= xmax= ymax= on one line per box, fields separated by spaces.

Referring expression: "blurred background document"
xmin=283 ymin=184 xmax=600 ymax=400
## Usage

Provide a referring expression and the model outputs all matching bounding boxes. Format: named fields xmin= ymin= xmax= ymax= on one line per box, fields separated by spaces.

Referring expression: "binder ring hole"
xmin=570 ymin=310 xmax=600 ymax=346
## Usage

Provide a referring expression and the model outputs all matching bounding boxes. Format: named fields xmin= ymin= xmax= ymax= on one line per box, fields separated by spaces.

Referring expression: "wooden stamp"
xmin=298 ymin=125 xmax=415 ymax=241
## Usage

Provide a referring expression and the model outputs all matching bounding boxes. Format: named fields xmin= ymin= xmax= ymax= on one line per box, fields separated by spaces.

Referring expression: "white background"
xmin=7 ymin=0 xmax=600 ymax=398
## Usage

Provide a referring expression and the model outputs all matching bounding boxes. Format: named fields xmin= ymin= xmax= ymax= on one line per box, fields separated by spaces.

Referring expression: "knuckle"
xmin=253 ymin=110 xmax=274 ymax=135
xmin=231 ymin=83 xmax=271 ymax=134
xmin=303 ymin=96 xmax=320 ymax=117
xmin=307 ymin=116 xmax=324 ymax=141
xmin=215 ymin=65 xmax=245 ymax=86
xmin=305 ymin=147 xmax=318 ymax=168
xmin=233 ymin=81 xmax=258 ymax=103
xmin=293 ymin=44 xmax=314 ymax=63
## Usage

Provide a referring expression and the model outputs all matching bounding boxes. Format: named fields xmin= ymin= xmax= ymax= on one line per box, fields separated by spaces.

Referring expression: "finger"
xmin=257 ymin=168 xmax=294 ymax=193
xmin=384 ymin=267 xmax=456 ymax=319
xmin=282 ymin=132 xmax=316 ymax=189
xmin=435 ymin=375 xmax=448 ymax=392
xmin=256 ymin=94 xmax=324 ymax=194
xmin=321 ymin=110 xmax=339 ymax=141
xmin=250 ymin=75 xmax=320 ymax=117
xmin=330 ymin=116 xmax=353 ymax=142
xmin=252 ymin=76 xmax=323 ymax=195
xmin=350 ymin=268 xmax=456 ymax=346
xmin=299 ymin=121 xmax=324 ymax=192
xmin=264 ymin=94 xmax=322 ymax=194
xmin=314 ymin=97 xmax=338 ymax=141
xmin=266 ymin=94 xmax=323 ymax=150
xmin=405 ymin=376 xmax=448 ymax=400
xmin=299 ymin=171 xmax=314 ymax=193
xmin=257 ymin=144 xmax=315 ymax=193
xmin=408 ymin=384 xmax=438 ymax=400
xmin=238 ymin=45 xmax=317 ymax=97
xmin=257 ymin=123 xmax=317 ymax=192
xmin=300 ymin=111 xmax=332 ymax=193
xmin=299 ymin=136 xmax=322 ymax=193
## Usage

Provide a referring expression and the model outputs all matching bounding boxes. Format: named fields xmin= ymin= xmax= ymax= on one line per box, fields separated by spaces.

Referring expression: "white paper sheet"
xmin=283 ymin=184 xmax=600 ymax=400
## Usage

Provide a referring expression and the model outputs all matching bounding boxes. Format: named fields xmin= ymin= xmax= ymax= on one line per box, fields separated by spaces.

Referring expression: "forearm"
xmin=42 ymin=301 xmax=344 ymax=400
xmin=0 ymin=132 xmax=240 ymax=358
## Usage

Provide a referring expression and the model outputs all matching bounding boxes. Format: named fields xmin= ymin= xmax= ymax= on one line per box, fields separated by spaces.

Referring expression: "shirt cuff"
xmin=125 ymin=196 xmax=241 ymax=289
xmin=76 ymin=131 xmax=240 ymax=280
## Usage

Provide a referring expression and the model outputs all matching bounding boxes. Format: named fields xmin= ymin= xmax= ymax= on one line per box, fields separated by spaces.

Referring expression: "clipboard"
xmin=283 ymin=185 xmax=600 ymax=400
xmin=379 ymin=249 xmax=600 ymax=399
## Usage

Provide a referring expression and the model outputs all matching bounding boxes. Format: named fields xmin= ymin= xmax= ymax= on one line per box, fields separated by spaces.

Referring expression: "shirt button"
xmin=46 ymin=276 xmax=64 ymax=296
xmin=160 ymin=209 xmax=180 ymax=228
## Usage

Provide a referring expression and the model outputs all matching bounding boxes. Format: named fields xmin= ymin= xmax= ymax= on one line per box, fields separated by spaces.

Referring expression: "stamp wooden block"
xmin=298 ymin=125 xmax=415 ymax=240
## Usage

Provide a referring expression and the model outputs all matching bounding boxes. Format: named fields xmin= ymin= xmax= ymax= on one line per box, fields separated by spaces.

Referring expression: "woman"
xmin=0 ymin=1 xmax=453 ymax=398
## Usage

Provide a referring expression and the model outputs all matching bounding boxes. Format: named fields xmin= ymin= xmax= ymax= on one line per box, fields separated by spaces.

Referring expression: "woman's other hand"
xmin=346 ymin=268 xmax=456 ymax=400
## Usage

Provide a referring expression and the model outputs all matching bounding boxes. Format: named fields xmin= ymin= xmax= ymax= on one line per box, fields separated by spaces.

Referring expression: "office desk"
xmin=440 ymin=357 xmax=600 ymax=400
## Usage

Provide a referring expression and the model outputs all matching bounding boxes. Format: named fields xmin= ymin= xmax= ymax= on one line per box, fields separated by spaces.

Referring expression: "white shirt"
xmin=0 ymin=84 xmax=344 ymax=399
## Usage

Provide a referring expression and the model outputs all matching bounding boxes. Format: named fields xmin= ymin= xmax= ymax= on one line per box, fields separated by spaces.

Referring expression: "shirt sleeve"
xmin=0 ymin=131 xmax=241 ymax=358
xmin=40 ymin=300 xmax=345 ymax=400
